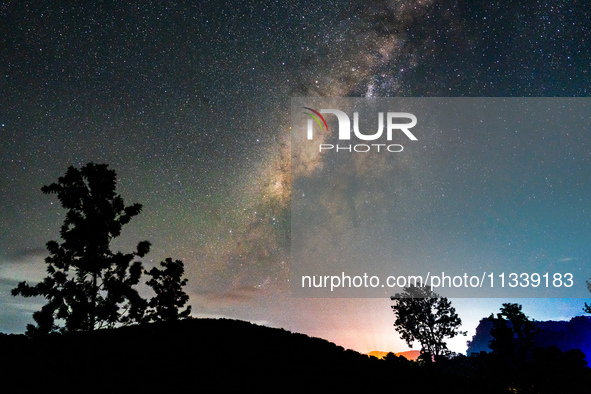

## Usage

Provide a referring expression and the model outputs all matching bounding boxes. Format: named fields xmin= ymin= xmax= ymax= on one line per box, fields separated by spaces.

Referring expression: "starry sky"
xmin=291 ymin=97 xmax=591 ymax=299
xmin=1 ymin=0 xmax=591 ymax=354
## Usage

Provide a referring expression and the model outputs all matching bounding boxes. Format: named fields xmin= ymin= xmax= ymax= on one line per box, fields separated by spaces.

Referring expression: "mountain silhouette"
xmin=3 ymin=317 xmax=590 ymax=393
xmin=467 ymin=315 xmax=591 ymax=360
xmin=0 ymin=318 xmax=418 ymax=392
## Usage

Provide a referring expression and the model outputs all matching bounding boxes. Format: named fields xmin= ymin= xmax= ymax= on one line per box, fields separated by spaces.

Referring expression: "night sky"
xmin=2 ymin=0 xmax=591 ymax=354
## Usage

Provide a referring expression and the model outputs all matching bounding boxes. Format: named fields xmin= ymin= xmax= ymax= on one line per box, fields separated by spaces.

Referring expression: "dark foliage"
xmin=583 ymin=278 xmax=591 ymax=314
xmin=488 ymin=303 xmax=539 ymax=364
xmin=11 ymin=163 xmax=192 ymax=335
xmin=391 ymin=285 xmax=466 ymax=358
xmin=461 ymin=304 xmax=591 ymax=393
xmin=11 ymin=163 xmax=150 ymax=334
xmin=145 ymin=258 xmax=192 ymax=322
xmin=468 ymin=316 xmax=591 ymax=360
xmin=432 ymin=346 xmax=590 ymax=394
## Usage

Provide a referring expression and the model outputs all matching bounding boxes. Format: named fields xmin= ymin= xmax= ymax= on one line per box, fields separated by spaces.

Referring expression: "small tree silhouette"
xmin=583 ymin=279 xmax=591 ymax=313
xmin=145 ymin=258 xmax=192 ymax=322
xmin=12 ymin=163 xmax=150 ymax=335
xmin=391 ymin=285 xmax=466 ymax=359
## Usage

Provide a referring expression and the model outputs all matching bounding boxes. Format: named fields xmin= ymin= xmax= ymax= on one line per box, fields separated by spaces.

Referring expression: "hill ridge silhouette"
xmin=467 ymin=315 xmax=591 ymax=360
xmin=1 ymin=318 xmax=413 ymax=391
xmin=4 ymin=317 xmax=590 ymax=393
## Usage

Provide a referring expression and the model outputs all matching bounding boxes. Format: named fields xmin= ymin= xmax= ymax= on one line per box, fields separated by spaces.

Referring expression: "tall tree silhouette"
xmin=391 ymin=285 xmax=466 ymax=359
xmin=145 ymin=258 xmax=192 ymax=322
xmin=489 ymin=303 xmax=538 ymax=362
xmin=12 ymin=163 xmax=150 ymax=335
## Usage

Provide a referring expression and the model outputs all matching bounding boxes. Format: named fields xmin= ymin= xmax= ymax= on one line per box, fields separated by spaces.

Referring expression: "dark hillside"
xmin=1 ymin=319 xmax=414 ymax=392
xmin=3 ymin=318 xmax=590 ymax=393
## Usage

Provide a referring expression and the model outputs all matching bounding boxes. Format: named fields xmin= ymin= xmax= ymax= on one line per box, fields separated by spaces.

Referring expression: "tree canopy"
xmin=145 ymin=258 xmax=192 ymax=322
xmin=488 ymin=303 xmax=538 ymax=361
xmin=391 ymin=285 xmax=466 ymax=359
xmin=583 ymin=279 xmax=591 ymax=314
xmin=12 ymin=163 xmax=191 ymax=335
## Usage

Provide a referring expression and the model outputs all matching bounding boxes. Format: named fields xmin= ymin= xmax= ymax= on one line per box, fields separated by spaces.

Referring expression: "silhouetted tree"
xmin=583 ymin=279 xmax=591 ymax=313
xmin=145 ymin=258 xmax=192 ymax=322
xmin=391 ymin=285 xmax=466 ymax=359
xmin=488 ymin=303 xmax=538 ymax=362
xmin=12 ymin=163 xmax=150 ymax=335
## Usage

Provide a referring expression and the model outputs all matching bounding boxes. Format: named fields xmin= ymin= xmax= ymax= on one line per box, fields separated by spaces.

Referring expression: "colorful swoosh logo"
xmin=302 ymin=107 xmax=328 ymax=131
